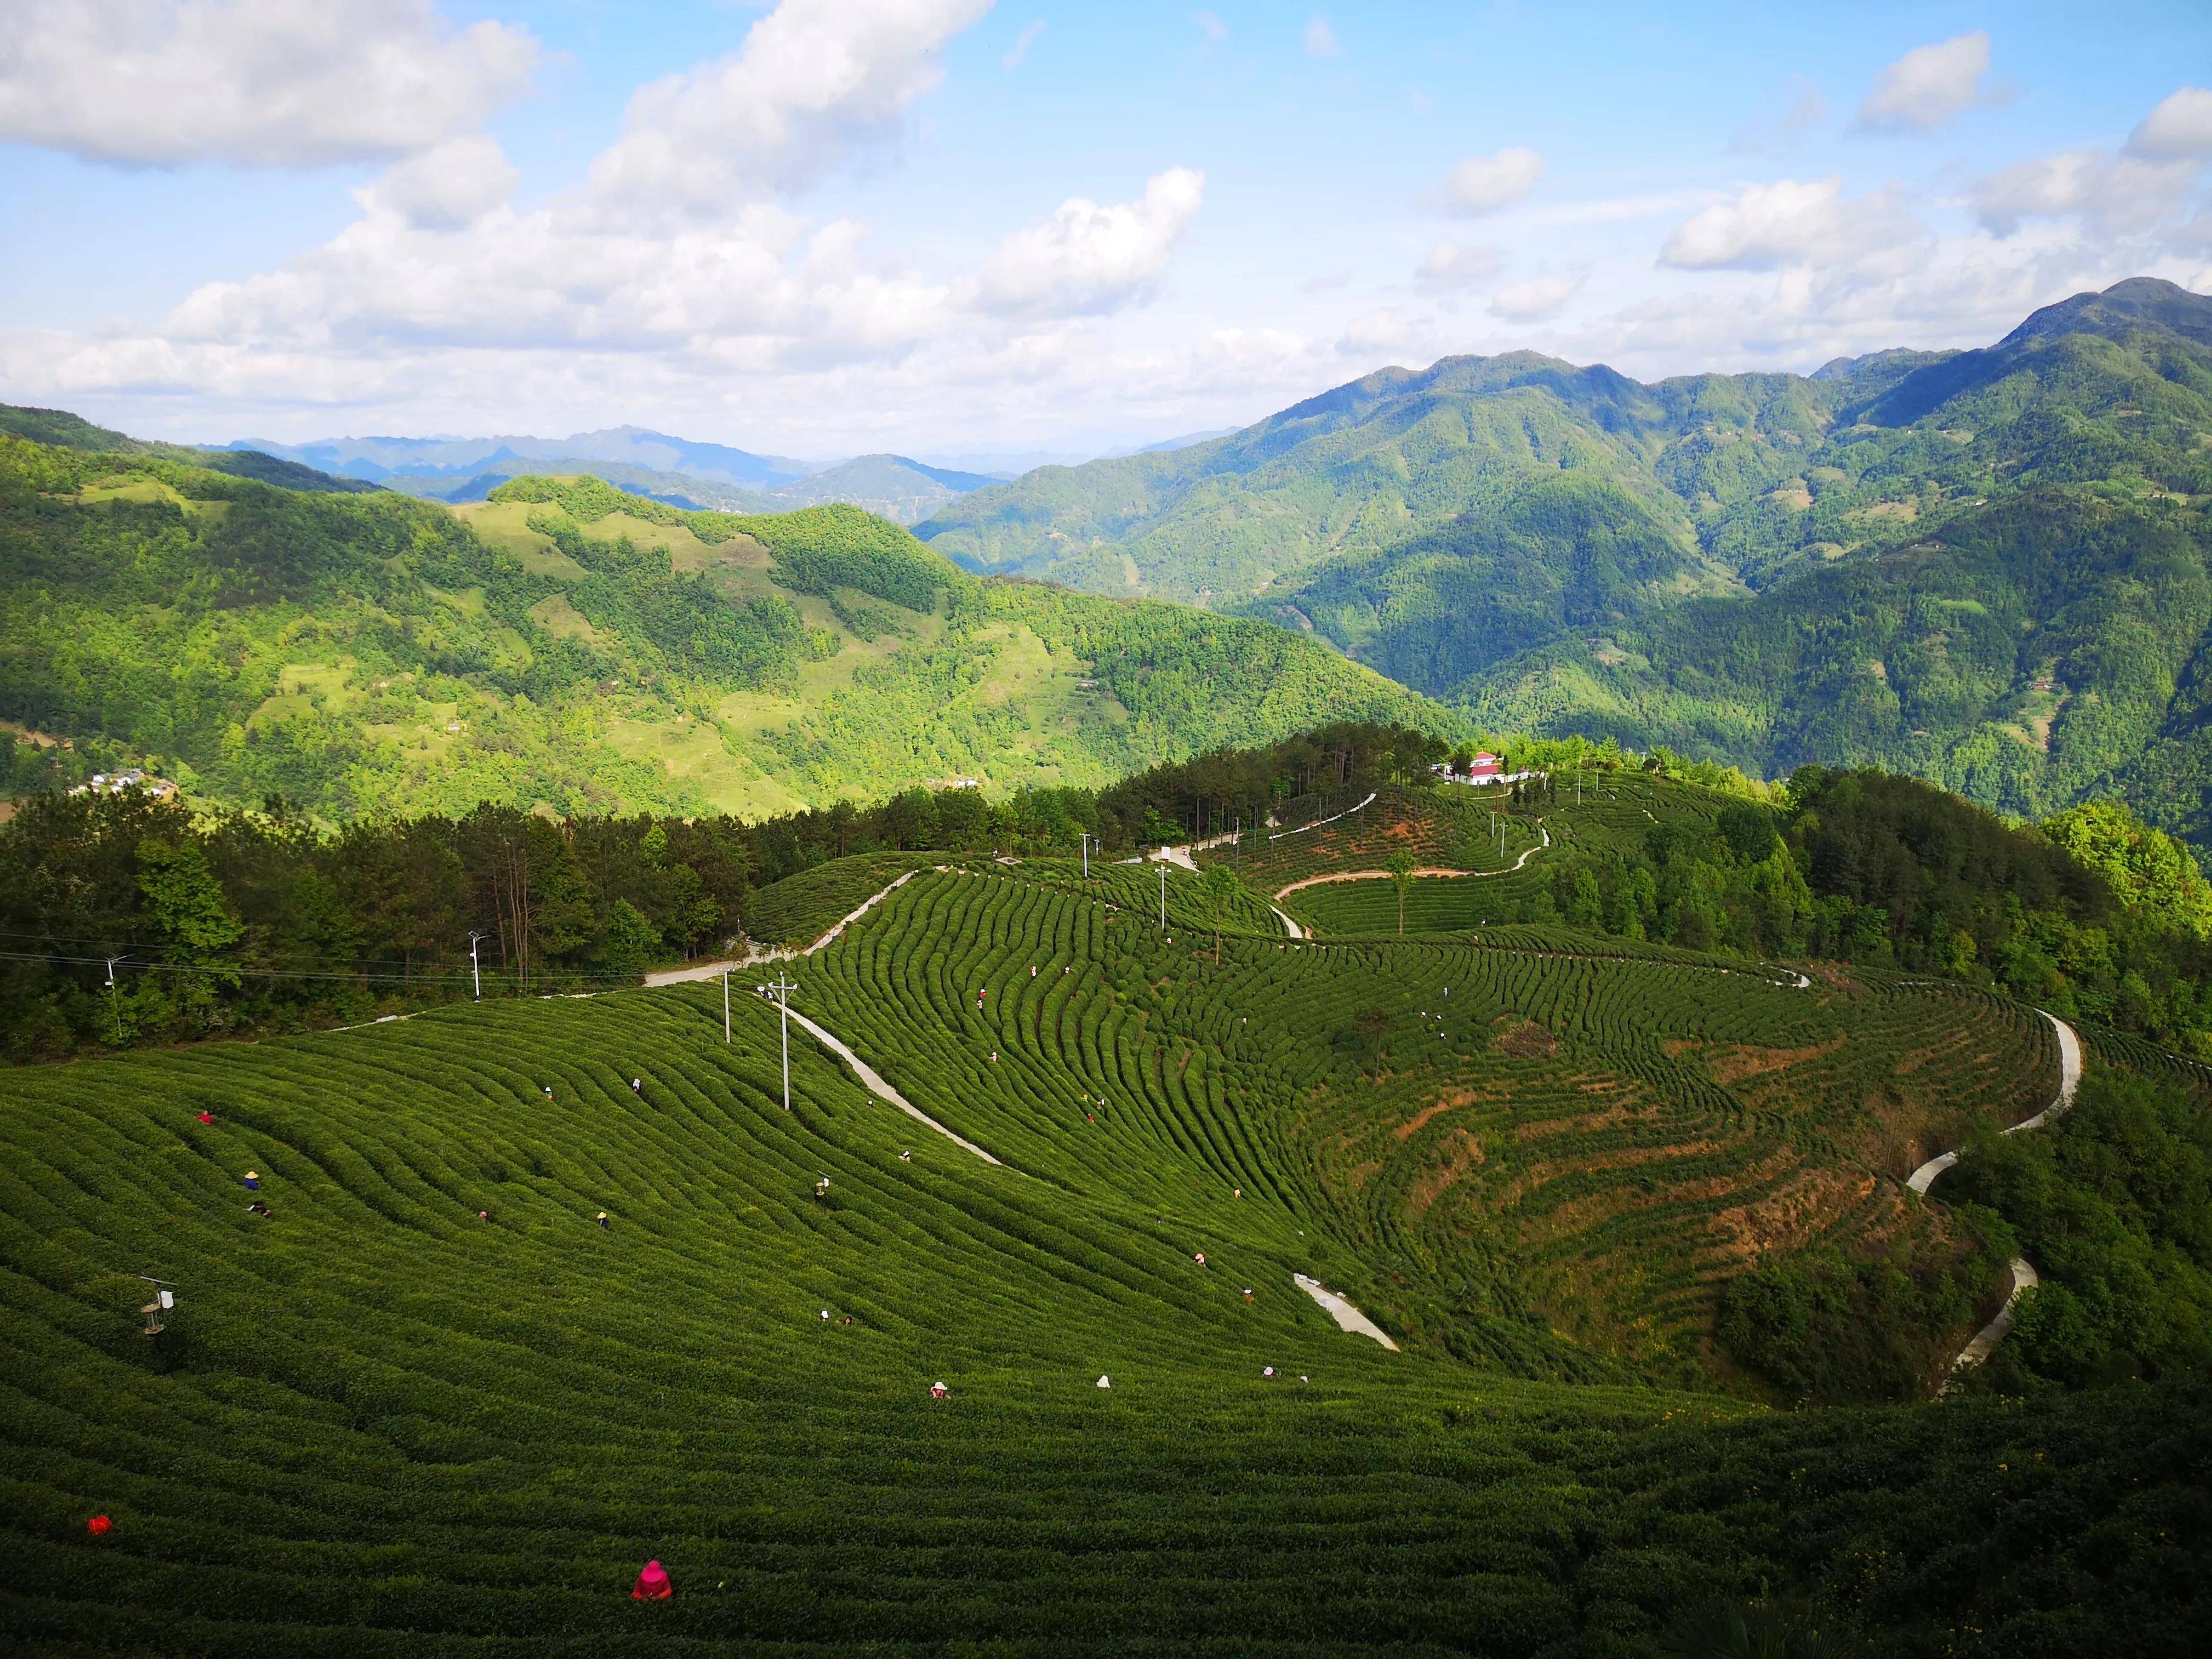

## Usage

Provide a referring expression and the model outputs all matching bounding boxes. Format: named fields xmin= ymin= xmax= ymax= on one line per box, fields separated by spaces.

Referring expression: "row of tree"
xmin=0 ymin=722 xmax=1468 ymax=1060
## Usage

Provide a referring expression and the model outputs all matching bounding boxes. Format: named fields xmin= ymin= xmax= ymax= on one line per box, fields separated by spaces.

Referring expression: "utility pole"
xmin=1080 ymin=832 xmax=1091 ymax=878
xmin=723 ymin=968 xmax=731 ymax=1044
xmin=760 ymin=970 xmax=798 ymax=1110
xmin=468 ymin=933 xmax=485 ymax=1001
xmin=104 ymin=956 xmax=121 ymax=1045
xmin=1158 ymin=863 xmax=1167 ymax=931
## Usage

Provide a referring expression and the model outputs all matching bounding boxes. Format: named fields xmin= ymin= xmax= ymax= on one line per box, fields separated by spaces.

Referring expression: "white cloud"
xmin=361 ymin=136 xmax=518 ymax=231
xmin=971 ymin=169 xmax=1205 ymax=315
xmin=586 ymin=0 xmax=994 ymax=218
xmin=1854 ymin=32 xmax=2002 ymax=133
xmin=2128 ymin=87 xmax=2212 ymax=159
xmin=36 ymin=4 xmax=1213 ymax=404
xmin=1415 ymin=240 xmax=1506 ymax=292
xmin=1660 ymin=176 xmax=1919 ymax=270
xmin=1443 ymin=146 xmax=1543 ymax=214
xmin=1489 ymin=271 xmax=1583 ymax=322
xmin=1190 ymin=11 xmax=1227 ymax=45
xmin=0 ymin=0 xmax=540 ymax=167
xmin=1972 ymin=149 xmax=2199 ymax=237
xmin=1304 ymin=15 xmax=1340 ymax=59
xmin=1002 ymin=18 xmax=1045 ymax=72
xmin=1336 ymin=307 xmax=1409 ymax=354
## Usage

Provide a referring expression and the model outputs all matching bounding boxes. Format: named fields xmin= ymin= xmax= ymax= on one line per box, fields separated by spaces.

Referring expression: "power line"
xmin=0 ymin=947 xmax=662 ymax=989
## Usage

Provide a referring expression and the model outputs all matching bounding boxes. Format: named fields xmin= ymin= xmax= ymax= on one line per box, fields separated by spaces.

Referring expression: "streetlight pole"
xmin=761 ymin=970 xmax=798 ymax=1110
xmin=468 ymin=933 xmax=484 ymax=1001
xmin=1080 ymin=831 xmax=1091 ymax=878
xmin=723 ymin=968 xmax=731 ymax=1044
xmin=1158 ymin=863 xmax=1167 ymax=931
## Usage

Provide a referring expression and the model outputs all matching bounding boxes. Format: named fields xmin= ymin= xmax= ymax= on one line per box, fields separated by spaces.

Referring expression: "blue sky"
xmin=2 ymin=1 xmax=2208 ymax=463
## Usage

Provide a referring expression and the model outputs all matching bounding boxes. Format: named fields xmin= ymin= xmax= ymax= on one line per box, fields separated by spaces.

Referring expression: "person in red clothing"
xmin=87 ymin=1515 xmax=112 ymax=1537
xmin=632 ymin=1560 xmax=672 ymax=1600
xmin=196 ymin=1110 xmax=213 ymax=1125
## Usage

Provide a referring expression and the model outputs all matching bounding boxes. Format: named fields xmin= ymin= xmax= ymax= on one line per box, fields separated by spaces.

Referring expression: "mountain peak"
xmin=2001 ymin=276 xmax=2212 ymax=349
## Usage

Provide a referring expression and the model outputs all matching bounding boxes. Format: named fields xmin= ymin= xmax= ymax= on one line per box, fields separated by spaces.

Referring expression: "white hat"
xmin=1096 ymin=1375 xmax=1111 ymax=1389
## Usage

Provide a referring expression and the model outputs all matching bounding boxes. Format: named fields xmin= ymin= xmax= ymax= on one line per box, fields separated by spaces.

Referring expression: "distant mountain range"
xmin=217 ymin=431 xmax=1022 ymax=526
xmin=917 ymin=278 xmax=2212 ymax=843
xmin=212 ymin=426 xmax=1243 ymax=525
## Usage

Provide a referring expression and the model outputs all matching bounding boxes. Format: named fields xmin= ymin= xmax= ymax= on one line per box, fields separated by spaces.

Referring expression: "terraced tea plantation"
xmin=4 ymin=859 xmax=2208 ymax=1654
xmin=1233 ymin=776 xmax=1715 ymax=938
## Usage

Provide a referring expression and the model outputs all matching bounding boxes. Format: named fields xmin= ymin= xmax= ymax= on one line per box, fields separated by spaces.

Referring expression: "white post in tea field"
xmin=760 ymin=970 xmax=799 ymax=1110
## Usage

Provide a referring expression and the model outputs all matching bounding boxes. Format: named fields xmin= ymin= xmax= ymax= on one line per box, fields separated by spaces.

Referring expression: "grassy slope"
xmin=0 ymin=442 xmax=1456 ymax=820
xmin=5 ymin=864 xmax=2204 ymax=1652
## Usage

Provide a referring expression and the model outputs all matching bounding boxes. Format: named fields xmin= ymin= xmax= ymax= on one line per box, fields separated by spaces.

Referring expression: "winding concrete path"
xmin=783 ymin=1005 xmax=1004 ymax=1167
xmin=646 ymin=867 xmax=939 ymax=986
xmin=1272 ymin=825 xmax=1552 ymax=903
xmin=1295 ymin=1273 xmax=1399 ymax=1349
xmin=1907 ymin=1010 xmax=2080 ymax=1383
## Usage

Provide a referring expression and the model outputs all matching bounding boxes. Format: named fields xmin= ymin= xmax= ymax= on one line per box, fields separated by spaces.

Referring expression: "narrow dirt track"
xmin=1908 ymin=1010 xmax=2080 ymax=1383
xmin=1295 ymin=1274 xmax=1399 ymax=1349
xmin=1273 ymin=826 xmax=1552 ymax=902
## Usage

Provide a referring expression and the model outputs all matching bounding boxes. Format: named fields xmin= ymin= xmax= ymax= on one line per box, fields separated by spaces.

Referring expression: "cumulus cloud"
xmin=586 ymin=0 xmax=994 ymax=217
xmin=1190 ymin=11 xmax=1227 ymax=45
xmin=1660 ymin=177 xmax=1919 ymax=270
xmin=1854 ymin=32 xmax=2003 ymax=133
xmin=1336 ymin=307 xmax=1409 ymax=354
xmin=1002 ymin=18 xmax=1044 ymax=72
xmin=1415 ymin=240 xmax=1506 ymax=292
xmin=0 ymin=0 xmax=540 ymax=167
xmin=2128 ymin=87 xmax=2212 ymax=159
xmin=971 ymin=169 xmax=1205 ymax=315
xmin=1304 ymin=15 xmax=1341 ymax=59
xmin=1442 ymin=146 xmax=1543 ymax=214
xmin=361 ymin=136 xmax=518 ymax=231
xmin=1490 ymin=271 xmax=1583 ymax=322
xmin=54 ymin=0 xmax=1212 ymax=397
xmin=1972 ymin=149 xmax=2199 ymax=237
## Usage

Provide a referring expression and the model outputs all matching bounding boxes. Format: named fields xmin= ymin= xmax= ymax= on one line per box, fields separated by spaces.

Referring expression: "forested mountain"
xmin=0 ymin=438 xmax=1450 ymax=822
xmin=920 ymin=279 xmax=2212 ymax=842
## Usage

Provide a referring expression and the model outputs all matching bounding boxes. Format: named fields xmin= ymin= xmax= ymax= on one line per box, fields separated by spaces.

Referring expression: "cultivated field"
xmin=2 ymin=859 xmax=2200 ymax=1653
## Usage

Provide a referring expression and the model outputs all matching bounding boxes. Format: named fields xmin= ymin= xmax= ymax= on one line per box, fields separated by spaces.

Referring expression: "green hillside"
xmin=919 ymin=280 xmax=2212 ymax=845
xmin=1458 ymin=486 xmax=2212 ymax=838
xmin=0 ymin=403 xmax=381 ymax=495
xmin=918 ymin=349 xmax=1828 ymax=607
xmin=0 ymin=437 xmax=1455 ymax=821
xmin=7 ymin=846 xmax=2209 ymax=1652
